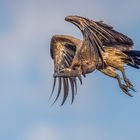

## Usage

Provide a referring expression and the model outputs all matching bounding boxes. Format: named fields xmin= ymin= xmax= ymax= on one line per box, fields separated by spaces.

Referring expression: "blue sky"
xmin=0 ymin=0 xmax=140 ymax=140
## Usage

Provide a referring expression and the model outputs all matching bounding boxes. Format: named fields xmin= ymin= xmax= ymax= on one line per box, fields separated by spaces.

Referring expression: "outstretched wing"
xmin=84 ymin=18 xmax=133 ymax=49
xmin=82 ymin=17 xmax=134 ymax=66
xmin=50 ymin=35 xmax=82 ymax=105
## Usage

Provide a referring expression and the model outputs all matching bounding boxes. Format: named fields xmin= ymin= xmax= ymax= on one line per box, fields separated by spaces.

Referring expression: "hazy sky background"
xmin=0 ymin=0 xmax=140 ymax=140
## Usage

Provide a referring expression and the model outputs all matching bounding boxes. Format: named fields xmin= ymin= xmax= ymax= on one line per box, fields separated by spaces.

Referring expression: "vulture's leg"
xmin=120 ymin=69 xmax=135 ymax=91
xmin=100 ymin=67 xmax=132 ymax=97
xmin=53 ymin=67 xmax=82 ymax=78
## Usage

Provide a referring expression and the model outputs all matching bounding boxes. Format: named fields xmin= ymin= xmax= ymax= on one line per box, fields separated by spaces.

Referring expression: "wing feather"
xmin=52 ymin=77 xmax=62 ymax=105
xmin=95 ymin=21 xmax=134 ymax=46
xmin=50 ymin=35 xmax=82 ymax=105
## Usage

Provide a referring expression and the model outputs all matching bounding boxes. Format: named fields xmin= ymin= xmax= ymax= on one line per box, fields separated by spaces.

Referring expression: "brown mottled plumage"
xmin=50 ymin=16 xmax=140 ymax=105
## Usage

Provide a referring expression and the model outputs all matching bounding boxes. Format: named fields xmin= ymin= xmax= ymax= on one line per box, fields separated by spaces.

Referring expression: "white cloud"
xmin=23 ymin=123 xmax=61 ymax=140
xmin=21 ymin=122 xmax=107 ymax=140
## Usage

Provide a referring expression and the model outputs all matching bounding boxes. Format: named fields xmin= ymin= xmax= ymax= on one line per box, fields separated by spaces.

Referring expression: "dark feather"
xmin=123 ymin=50 xmax=140 ymax=69
xmin=52 ymin=78 xmax=62 ymax=105
xmin=69 ymin=78 xmax=75 ymax=104
xmin=83 ymin=27 xmax=106 ymax=68
xmin=49 ymin=77 xmax=56 ymax=100
xmin=95 ymin=20 xmax=134 ymax=46
xmin=61 ymin=78 xmax=69 ymax=105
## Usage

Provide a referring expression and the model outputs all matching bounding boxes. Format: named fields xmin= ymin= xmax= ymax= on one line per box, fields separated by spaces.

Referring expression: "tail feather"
xmin=123 ymin=50 xmax=140 ymax=69
xmin=135 ymin=58 xmax=140 ymax=65
xmin=124 ymin=50 xmax=140 ymax=57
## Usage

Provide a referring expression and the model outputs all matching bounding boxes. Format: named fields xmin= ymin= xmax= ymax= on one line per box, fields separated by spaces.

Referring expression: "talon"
xmin=124 ymin=78 xmax=136 ymax=92
xmin=125 ymin=78 xmax=133 ymax=87
xmin=129 ymin=86 xmax=136 ymax=92
xmin=120 ymin=84 xmax=133 ymax=97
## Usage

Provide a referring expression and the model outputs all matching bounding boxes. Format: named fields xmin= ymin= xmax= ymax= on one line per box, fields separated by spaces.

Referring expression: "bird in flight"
xmin=50 ymin=15 xmax=140 ymax=105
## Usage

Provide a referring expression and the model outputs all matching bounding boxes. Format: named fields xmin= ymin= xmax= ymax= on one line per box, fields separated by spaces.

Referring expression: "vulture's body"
xmin=50 ymin=16 xmax=140 ymax=105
